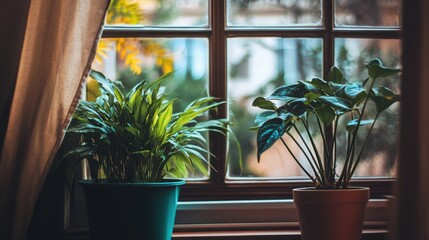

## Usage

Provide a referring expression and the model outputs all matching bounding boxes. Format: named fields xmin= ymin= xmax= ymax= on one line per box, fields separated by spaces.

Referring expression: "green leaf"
xmin=299 ymin=80 xmax=321 ymax=94
xmin=366 ymin=58 xmax=401 ymax=79
xmin=304 ymin=92 xmax=321 ymax=104
xmin=267 ymin=83 xmax=308 ymax=101
xmin=315 ymin=105 xmax=336 ymax=126
xmin=311 ymin=77 xmax=333 ymax=95
xmin=328 ymin=66 xmax=345 ymax=84
xmin=252 ymin=97 xmax=277 ymax=111
xmin=337 ymin=83 xmax=367 ymax=105
xmin=286 ymin=98 xmax=310 ymax=117
xmin=256 ymin=118 xmax=286 ymax=161
xmin=346 ymin=119 xmax=374 ymax=132
xmin=370 ymin=87 xmax=400 ymax=113
xmin=318 ymin=96 xmax=352 ymax=111
xmin=328 ymin=82 xmax=346 ymax=95
xmin=254 ymin=111 xmax=278 ymax=126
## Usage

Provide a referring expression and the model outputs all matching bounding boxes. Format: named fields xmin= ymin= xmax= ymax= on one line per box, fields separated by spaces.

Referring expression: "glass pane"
xmin=106 ymin=0 xmax=208 ymax=27
xmin=335 ymin=38 xmax=401 ymax=177
xmin=335 ymin=0 xmax=401 ymax=27
xmin=227 ymin=0 xmax=322 ymax=27
xmin=227 ymin=38 xmax=323 ymax=178
xmin=90 ymin=38 xmax=210 ymax=179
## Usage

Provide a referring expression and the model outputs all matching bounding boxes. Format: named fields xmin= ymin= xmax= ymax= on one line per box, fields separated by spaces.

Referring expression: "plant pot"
xmin=79 ymin=179 xmax=185 ymax=240
xmin=293 ymin=187 xmax=369 ymax=240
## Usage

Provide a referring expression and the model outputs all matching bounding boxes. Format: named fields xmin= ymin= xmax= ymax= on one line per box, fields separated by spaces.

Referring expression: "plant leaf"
xmin=252 ymin=97 xmax=277 ymax=110
xmin=370 ymin=87 xmax=400 ymax=113
xmin=267 ymin=83 xmax=308 ymax=101
xmin=315 ymin=105 xmax=336 ymax=126
xmin=328 ymin=66 xmax=345 ymax=84
xmin=311 ymin=77 xmax=333 ymax=95
xmin=346 ymin=119 xmax=374 ymax=132
xmin=337 ymin=83 xmax=367 ymax=105
xmin=366 ymin=58 xmax=401 ymax=79
xmin=256 ymin=118 xmax=286 ymax=161
xmin=254 ymin=111 xmax=278 ymax=126
xmin=318 ymin=96 xmax=352 ymax=111
xmin=286 ymin=98 xmax=310 ymax=117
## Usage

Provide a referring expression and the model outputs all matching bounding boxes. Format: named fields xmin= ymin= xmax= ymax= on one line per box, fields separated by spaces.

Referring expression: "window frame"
xmin=98 ymin=0 xmax=400 ymax=201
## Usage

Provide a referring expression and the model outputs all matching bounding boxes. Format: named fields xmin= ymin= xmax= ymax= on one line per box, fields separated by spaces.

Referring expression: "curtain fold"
xmin=0 ymin=0 xmax=110 ymax=239
xmin=0 ymin=0 xmax=31 ymax=154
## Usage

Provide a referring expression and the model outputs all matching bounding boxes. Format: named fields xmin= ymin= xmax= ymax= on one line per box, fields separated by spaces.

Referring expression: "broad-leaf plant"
xmin=252 ymin=59 xmax=400 ymax=188
xmin=63 ymin=70 xmax=233 ymax=183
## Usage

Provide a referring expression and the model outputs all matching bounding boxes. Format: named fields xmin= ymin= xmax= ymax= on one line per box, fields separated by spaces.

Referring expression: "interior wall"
xmin=397 ymin=0 xmax=429 ymax=239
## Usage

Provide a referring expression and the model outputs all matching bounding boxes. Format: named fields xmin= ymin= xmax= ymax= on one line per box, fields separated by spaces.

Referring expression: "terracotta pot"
xmin=293 ymin=187 xmax=369 ymax=240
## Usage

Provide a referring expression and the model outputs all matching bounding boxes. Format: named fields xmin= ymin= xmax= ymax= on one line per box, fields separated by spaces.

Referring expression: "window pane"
xmin=227 ymin=0 xmax=322 ymax=27
xmin=105 ymin=0 xmax=208 ymax=27
xmin=91 ymin=38 xmax=210 ymax=179
xmin=335 ymin=0 xmax=401 ymax=27
xmin=335 ymin=38 xmax=401 ymax=177
xmin=227 ymin=38 xmax=323 ymax=178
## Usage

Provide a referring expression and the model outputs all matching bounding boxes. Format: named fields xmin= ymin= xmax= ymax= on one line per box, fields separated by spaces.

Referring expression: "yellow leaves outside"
xmin=90 ymin=0 xmax=175 ymax=98
xmin=94 ymin=0 xmax=174 ymax=76
xmin=86 ymin=77 xmax=101 ymax=102
xmin=106 ymin=0 xmax=143 ymax=25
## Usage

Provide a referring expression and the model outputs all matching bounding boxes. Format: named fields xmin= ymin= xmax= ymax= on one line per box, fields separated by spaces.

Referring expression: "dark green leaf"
xmin=370 ymin=87 xmax=400 ymax=113
xmin=346 ymin=119 xmax=374 ymax=132
xmin=304 ymin=92 xmax=321 ymax=104
xmin=255 ymin=111 xmax=278 ymax=126
xmin=267 ymin=83 xmax=308 ymax=101
xmin=252 ymin=97 xmax=277 ymax=110
xmin=299 ymin=80 xmax=321 ymax=94
xmin=328 ymin=82 xmax=346 ymax=95
xmin=315 ymin=105 xmax=336 ymax=126
xmin=328 ymin=66 xmax=345 ymax=84
xmin=287 ymin=98 xmax=310 ymax=117
xmin=318 ymin=96 xmax=352 ymax=111
xmin=337 ymin=83 xmax=367 ymax=105
xmin=366 ymin=58 xmax=401 ymax=79
xmin=257 ymin=118 xmax=286 ymax=161
xmin=311 ymin=77 xmax=333 ymax=95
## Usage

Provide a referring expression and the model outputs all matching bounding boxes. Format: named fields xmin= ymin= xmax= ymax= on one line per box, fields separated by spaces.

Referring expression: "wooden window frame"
xmin=99 ymin=0 xmax=401 ymax=201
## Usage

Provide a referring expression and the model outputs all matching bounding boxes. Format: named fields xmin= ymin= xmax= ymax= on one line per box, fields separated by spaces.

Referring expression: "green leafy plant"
xmin=252 ymin=59 xmax=400 ymax=188
xmin=64 ymin=70 xmax=234 ymax=183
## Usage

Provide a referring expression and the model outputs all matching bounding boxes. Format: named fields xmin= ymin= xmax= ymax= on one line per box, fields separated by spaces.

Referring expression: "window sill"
xmin=64 ymin=199 xmax=390 ymax=240
xmin=65 ymin=228 xmax=387 ymax=240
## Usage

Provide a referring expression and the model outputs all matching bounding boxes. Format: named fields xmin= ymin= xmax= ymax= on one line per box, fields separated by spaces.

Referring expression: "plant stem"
xmin=314 ymin=111 xmax=333 ymax=185
xmin=287 ymin=132 xmax=323 ymax=185
xmin=336 ymin=131 xmax=352 ymax=188
xmin=340 ymin=76 xmax=378 ymax=187
xmin=348 ymin=113 xmax=380 ymax=182
xmin=280 ymin=137 xmax=316 ymax=184
xmin=301 ymin=119 xmax=326 ymax=184
xmin=292 ymin=125 xmax=322 ymax=173
xmin=332 ymin=116 xmax=340 ymax=178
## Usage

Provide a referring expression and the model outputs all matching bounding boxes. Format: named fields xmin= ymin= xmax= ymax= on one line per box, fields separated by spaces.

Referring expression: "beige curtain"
xmin=396 ymin=0 xmax=429 ymax=239
xmin=0 ymin=0 xmax=110 ymax=239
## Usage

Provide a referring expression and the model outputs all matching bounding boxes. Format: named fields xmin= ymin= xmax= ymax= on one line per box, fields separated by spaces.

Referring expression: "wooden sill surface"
xmin=65 ymin=228 xmax=388 ymax=240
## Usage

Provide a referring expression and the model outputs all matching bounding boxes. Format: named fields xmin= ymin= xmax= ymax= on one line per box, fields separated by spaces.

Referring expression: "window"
xmin=90 ymin=0 xmax=401 ymax=200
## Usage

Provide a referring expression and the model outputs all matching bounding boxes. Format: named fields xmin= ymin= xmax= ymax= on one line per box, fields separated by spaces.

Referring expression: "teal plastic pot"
xmin=79 ymin=179 xmax=185 ymax=240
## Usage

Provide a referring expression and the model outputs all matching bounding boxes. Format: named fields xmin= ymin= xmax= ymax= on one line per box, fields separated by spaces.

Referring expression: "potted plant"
xmin=63 ymin=70 xmax=233 ymax=240
xmin=252 ymin=58 xmax=400 ymax=240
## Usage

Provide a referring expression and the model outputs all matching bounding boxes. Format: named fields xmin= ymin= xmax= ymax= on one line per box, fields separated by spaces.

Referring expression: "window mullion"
xmin=323 ymin=0 xmax=334 ymax=77
xmin=209 ymin=0 xmax=227 ymax=184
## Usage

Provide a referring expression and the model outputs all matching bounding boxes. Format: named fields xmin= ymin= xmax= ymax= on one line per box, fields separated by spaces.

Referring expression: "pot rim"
xmin=293 ymin=186 xmax=370 ymax=192
xmin=79 ymin=179 xmax=185 ymax=187
xmin=293 ymin=186 xmax=370 ymax=204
